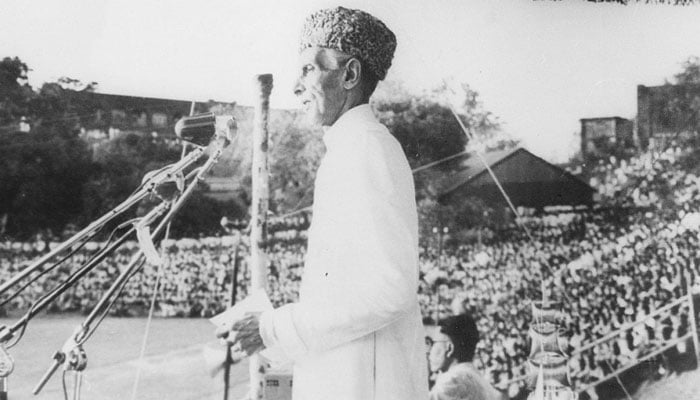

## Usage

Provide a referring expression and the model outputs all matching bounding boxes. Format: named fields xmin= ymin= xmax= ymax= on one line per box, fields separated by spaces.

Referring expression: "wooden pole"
xmin=249 ymin=73 xmax=273 ymax=400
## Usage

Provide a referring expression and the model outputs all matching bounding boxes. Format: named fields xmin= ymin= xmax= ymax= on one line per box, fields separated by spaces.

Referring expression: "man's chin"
xmin=302 ymin=111 xmax=323 ymax=127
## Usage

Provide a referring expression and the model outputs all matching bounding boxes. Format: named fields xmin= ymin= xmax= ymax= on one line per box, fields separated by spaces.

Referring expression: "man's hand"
xmin=215 ymin=312 xmax=265 ymax=356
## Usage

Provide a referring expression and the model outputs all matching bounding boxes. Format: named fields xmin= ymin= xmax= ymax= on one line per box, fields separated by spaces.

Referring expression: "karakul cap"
xmin=299 ymin=6 xmax=396 ymax=80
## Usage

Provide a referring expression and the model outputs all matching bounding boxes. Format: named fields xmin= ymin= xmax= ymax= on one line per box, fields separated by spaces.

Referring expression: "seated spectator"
xmin=428 ymin=314 xmax=501 ymax=400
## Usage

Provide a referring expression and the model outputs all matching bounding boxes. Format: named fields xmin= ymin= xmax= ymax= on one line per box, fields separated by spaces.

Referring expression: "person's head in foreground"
xmin=294 ymin=6 xmax=396 ymax=127
xmin=429 ymin=313 xmax=480 ymax=373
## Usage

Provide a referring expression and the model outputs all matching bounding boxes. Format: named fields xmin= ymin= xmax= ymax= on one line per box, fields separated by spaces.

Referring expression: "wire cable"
xmin=129 ymin=224 xmax=170 ymax=400
xmin=130 ymin=100 xmax=199 ymax=400
xmin=62 ymin=370 xmax=69 ymax=400
xmin=78 ymin=257 xmax=146 ymax=346
xmin=269 ymin=147 xmax=473 ymax=222
xmin=6 ymin=224 xmax=133 ymax=348
xmin=0 ymin=233 xmax=94 ymax=309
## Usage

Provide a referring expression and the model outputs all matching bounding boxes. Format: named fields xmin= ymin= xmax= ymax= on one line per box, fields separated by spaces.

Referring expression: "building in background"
xmin=637 ymin=83 xmax=700 ymax=149
xmin=65 ymin=91 xmax=299 ymax=202
xmin=66 ymin=91 xmax=220 ymax=141
xmin=438 ymin=147 xmax=595 ymax=211
xmin=579 ymin=116 xmax=634 ymax=162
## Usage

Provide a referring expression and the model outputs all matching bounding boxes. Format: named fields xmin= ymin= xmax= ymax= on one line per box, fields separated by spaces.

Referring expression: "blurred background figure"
xmin=429 ymin=314 xmax=501 ymax=400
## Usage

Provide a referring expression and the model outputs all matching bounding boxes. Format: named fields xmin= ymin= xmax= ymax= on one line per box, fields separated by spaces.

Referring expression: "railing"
xmin=572 ymin=294 xmax=689 ymax=356
xmin=499 ymin=288 xmax=700 ymax=395
xmin=572 ymin=288 xmax=699 ymax=394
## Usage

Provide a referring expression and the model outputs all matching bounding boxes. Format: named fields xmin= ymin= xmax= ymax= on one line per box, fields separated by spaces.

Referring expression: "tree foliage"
xmin=0 ymin=56 xmax=510 ymax=240
xmin=373 ymin=81 xmax=504 ymax=201
xmin=0 ymin=57 xmax=34 ymax=127
xmin=0 ymin=130 xmax=92 ymax=238
xmin=373 ymin=81 xmax=510 ymax=237
xmin=0 ymin=58 xmax=94 ymax=239
xmin=674 ymin=56 xmax=700 ymax=84
xmin=0 ymin=56 xmax=247 ymax=240
xmin=269 ymin=113 xmax=324 ymax=214
xmin=167 ymin=191 xmax=245 ymax=238
xmin=85 ymin=133 xmax=180 ymax=218
xmin=374 ymin=82 xmax=466 ymax=170
xmin=664 ymin=56 xmax=700 ymax=141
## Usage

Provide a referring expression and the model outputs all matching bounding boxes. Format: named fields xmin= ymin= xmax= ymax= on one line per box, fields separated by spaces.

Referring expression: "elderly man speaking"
xmin=221 ymin=7 xmax=428 ymax=400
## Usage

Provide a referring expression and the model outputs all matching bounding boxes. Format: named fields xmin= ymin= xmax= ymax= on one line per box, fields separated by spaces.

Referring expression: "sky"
xmin=1 ymin=0 xmax=700 ymax=162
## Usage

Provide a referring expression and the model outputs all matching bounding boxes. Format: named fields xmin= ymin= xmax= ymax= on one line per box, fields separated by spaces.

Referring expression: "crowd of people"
xmin=1 ymin=143 xmax=699 ymax=399
xmin=0 ymin=230 xmax=312 ymax=318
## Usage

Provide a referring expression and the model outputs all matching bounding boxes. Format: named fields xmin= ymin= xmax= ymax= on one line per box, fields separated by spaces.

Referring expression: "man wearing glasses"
xmin=428 ymin=314 xmax=500 ymax=400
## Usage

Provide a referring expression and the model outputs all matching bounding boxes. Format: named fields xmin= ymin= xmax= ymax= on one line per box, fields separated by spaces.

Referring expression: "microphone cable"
xmin=0 ymin=232 xmax=95 ymax=310
xmin=130 ymin=100 xmax=196 ymax=400
xmin=4 ymin=222 xmax=133 ymax=348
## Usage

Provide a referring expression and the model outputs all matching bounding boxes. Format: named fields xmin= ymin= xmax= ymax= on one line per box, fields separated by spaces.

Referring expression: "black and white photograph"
xmin=1 ymin=1 xmax=700 ymax=399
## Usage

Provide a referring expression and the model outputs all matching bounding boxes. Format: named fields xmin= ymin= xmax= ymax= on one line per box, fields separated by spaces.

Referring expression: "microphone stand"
xmin=66 ymin=346 xmax=87 ymax=400
xmin=0 ymin=147 xmax=204 ymax=299
xmin=30 ymin=202 xmax=171 ymax=396
xmin=0 ymin=343 xmax=13 ymax=400
xmin=0 ymin=219 xmax=140 ymax=400
xmin=0 ymin=149 xmax=205 ymax=399
xmin=33 ymin=136 xmax=228 ymax=396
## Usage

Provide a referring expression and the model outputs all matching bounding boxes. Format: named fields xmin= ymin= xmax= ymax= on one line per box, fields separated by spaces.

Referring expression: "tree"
xmin=0 ymin=128 xmax=92 ymax=239
xmin=167 ymin=191 xmax=246 ymax=238
xmin=373 ymin=82 xmax=466 ymax=170
xmin=0 ymin=57 xmax=95 ymax=239
xmin=674 ymin=56 xmax=700 ymax=85
xmin=665 ymin=56 xmax=700 ymax=144
xmin=269 ymin=113 xmax=324 ymax=214
xmin=372 ymin=81 xmax=510 ymax=237
xmin=0 ymin=57 xmax=35 ymax=129
xmin=373 ymin=81 xmax=503 ymax=200
xmin=668 ymin=56 xmax=700 ymax=173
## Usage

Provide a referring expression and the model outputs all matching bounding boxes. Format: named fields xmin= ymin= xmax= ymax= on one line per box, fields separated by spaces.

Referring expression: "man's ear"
xmin=343 ymin=58 xmax=362 ymax=90
xmin=445 ymin=342 xmax=454 ymax=359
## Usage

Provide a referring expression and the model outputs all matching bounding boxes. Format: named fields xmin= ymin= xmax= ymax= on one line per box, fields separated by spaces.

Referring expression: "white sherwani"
xmin=259 ymin=104 xmax=428 ymax=400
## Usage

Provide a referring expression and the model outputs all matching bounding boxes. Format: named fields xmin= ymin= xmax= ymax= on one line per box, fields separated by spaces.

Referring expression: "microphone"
xmin=174 ymin=112 xmax=237 ymax=147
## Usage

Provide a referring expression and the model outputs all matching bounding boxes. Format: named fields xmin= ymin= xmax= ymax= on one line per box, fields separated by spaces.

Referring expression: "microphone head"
xmin=174 ymin=112 xmax=216 ymax=147
xmin=174 ymin=112 xmax=237 ymax=147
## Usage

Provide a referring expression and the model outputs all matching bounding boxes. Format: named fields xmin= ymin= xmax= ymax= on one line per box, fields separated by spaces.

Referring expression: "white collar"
xmin=322 ymin=104 xmax=376 ymax=149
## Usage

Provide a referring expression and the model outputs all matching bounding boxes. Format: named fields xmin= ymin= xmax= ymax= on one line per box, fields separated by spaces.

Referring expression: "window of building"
xmin=111 ymin=109 xmax=127 ymax=125
xmin=152 ymin=112 xmax=168 ymax=127
xmin=135 ymin=111 xmax=148 ymax=127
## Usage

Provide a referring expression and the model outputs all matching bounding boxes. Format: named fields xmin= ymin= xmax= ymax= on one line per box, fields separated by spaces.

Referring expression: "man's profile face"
xmin=428 ymin=331 xmax=452 ymax=373
xmin=294 ymin=46 xmax=349 ymax=127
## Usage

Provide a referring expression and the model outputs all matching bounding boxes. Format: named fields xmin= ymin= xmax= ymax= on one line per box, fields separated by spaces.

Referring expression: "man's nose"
xmin=293 ymin=78 xmax=304 ymax=97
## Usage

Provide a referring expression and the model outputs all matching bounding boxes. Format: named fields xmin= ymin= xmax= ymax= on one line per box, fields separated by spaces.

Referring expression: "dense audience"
xmin=1 ymin=142 xmax=700 ymax=399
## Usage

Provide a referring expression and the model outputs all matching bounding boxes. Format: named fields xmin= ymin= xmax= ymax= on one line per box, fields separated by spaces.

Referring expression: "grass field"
xmin=3 ymin=314 xmax=698 ymax=400
xmin=0 ymin=314 xmax=250 ymax=400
